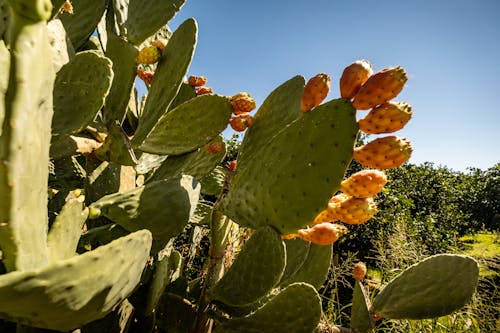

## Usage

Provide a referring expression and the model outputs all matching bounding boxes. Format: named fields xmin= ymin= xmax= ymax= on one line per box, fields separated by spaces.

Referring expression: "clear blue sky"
xmin=167 ymin=0 xmax=500 ymax=172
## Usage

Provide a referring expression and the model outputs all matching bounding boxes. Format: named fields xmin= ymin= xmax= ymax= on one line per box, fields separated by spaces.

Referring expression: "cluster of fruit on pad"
xmin=287 ymin=60 xmax=413 ymax=246
xmin=136 ymin=39 xmax=167 ymax=85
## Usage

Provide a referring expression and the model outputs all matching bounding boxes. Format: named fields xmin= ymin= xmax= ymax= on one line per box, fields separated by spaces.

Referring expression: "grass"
xmin=459 ymin=232 xmax=499 ymax=277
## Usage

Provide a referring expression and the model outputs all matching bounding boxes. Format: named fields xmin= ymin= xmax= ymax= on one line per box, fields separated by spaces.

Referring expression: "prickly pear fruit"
xmin=328 ymin=195 xmax=378 ymax=225
xmin=311 ymin=209 xmax=338 ymax=225
xmin=352 ymin=66 xmax=408 ymax=110
xmin=353 ymin=136 xmax=413 ymax=169
xmin=137 ymin=69 xmax=155 ymax=85
xmin=227 ymin=160 xmax=237 ymax=172
xmin=196 ymin=86 xmax=213 ymax=95
xmin=61 ymin=0 xmax=73 ymax=13
xmin=353 ymin=261 xmax=367 ymax=280
xmin=340 ymin=169 xmax=387 ymax=198
xmin=188 ymin=75 xmax=207 ymax=87
xmin=230 ymin=92 xmax=257 ymax=115
xmin=136 ymin=45 xmax=162 ymax=65
xmin=151 ymin=39 xmax=168 ymax=51
xmin=204 ymin=141 xmax=225 ymax=154
xmin=229 ymin=112 xmax=254 ymax=132
xmin=301 ymin=73 xmax=331 ymax=112
xmin=340 ymin=60 xmax=373 ymax=99
xmin=297 ymin=223 xmax=347 ymax=245
xmin=358 ymin=102 xmax=413 ymax=134
xmin=281 ymin=233 xmax=298 ymax=240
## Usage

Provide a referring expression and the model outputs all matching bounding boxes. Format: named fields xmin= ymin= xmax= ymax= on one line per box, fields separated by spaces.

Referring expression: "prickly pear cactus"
xmin=0 ymin=0 xmax=480 ymax=332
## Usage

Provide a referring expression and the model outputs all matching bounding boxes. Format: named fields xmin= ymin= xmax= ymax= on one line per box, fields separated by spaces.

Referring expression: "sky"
xmin=166 ymin=0 xmax=500 ymax=172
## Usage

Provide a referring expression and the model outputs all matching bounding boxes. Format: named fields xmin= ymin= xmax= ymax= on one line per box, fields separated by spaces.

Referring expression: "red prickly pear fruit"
xmin=230 ymin=92 xmax=257 ymax=115
xmin=195 ymin=86 xmax=213 ymax=95
xmin=327 ymin=195 xmax=377 ymax=225
xmin=151 ymin=39 xmax=167 ymax=51
xmin=227 ymin=160 xmax=237 ymax=172
xmin=352 ymin=66 xmax=408 ymax=110
xmin=353 ymin=136 xmax=412 ymax=169
xmin=137 ymin=69 xmax=155 ymax=85
xmin=204 ymin=141 xmax=225 ymax=154
xmin=340 ymin=60 xmax=373 ymax=99
xmin=136 ymin=45 xmax=162 ymax=65
xmin=229 ymin=112 xmax=254 ymax=132
xmin=301 ymin=73 xmax=331 ymax=112
xmin=188 ymin=75 xmax=208 ymax=87
xmin=358 ymin=101 xmax=413 ymax=134
xmin=297 ymin=223 xmax=347 ymax=245
xmin=340 ymin=169 xmax=388 ymax=198
xmin=353 ymin=261 xmax=367 ymax=280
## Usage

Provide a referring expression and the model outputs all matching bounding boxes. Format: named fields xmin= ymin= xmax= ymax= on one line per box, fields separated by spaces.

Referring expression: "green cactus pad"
xmin=189 ymin=201 xmax=213 ymax=225
xmin=144 ymin=250 xmax=183 ymax=315
xmin=200 ymin=166 xmax=227 ymax=196
xmin=237 ymin=75 xmax=304 ymax=168
xmin=88 ymin=175 xmax=200 ymax=242
xmin=137 ymin=94 xmax=232 ymax=155
xmin=280 ymin=238 xmax=310 ymax=283
xmin=132 ymin=18 xmax=197 ymax=146
xmin=94 ymin=121 xmax=138 ymax=166
xmin=114 ymin=0 xmax=185 ymax=45
xmin=280 ymin=243 xmax=332 ymax=289
xmin=371 ymin=254 xmax=480 ymax=319
xmin=0 ymin=18 xmax=54 ymax=271
xmin=211 ymin=226 xmax=286 ymax=307
xmin=0 ymin=0 xmax=9 ymax=40
xmin=46 ymin=198 xmax=88 ymax=262
xmin=147 ymin=136 xmax=226 ymax=182
xmin=216 ymin=283 xmax=321 ymax=333
xmin=47 ymin=18 xmax=75 ymax=73
xmin=58 ymin=0 xmax=106 ymax=50
xmin=169 ymin=82 xmax=197 ymax=111
xmin=7 ymin=0 xmax=52 ymax=22
xmin=102 ymin=30 xmax=139 ymax=125
xmin=52 ymin=50 xmax=113 ymax=136
xmin=222 ymin=98 xmax=357 ymax=234
xmin=0 ymin=230 xmax=152 ymax=330
xmin=350 ymin=280 xmax=374 ymax=332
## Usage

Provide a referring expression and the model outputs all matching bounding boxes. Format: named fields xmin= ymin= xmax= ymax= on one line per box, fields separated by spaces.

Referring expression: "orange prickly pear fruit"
xmin=352 ymin=66 xmax=408 ymax=110
xmin=137 ymin=69 xmax=155 ymax=85
xmin=340 ymin=59 xmax=373 ymax=99
xmin=188 ymin=75 xmax=208 ymax=87
xmin=297 ymin=223 xmax=348 ymax=245
xmin=353 ymin=261 xmax=367 ymax=280
xmin=311 ymin=209 xmax=338 ymax=225
xmin=229 ymin=112 xmax=254 ymax=132
xmin=204 ymin=141 xmax=225 ymax=154
xmin=327 ymin=195 xmax=377 ymax=225
xmin=196 ymin=86 xmax=213 ymax=95
xmin=136 ymin=45 xmax=162 ymax=65
xmin=230 ymin=92 xmax=257 ymax=115
xmin=353 ymin=136 xmax=412 ymax=169
xmin=281 ymin=233 xmax=298 ymax=240
xmin=340 ymin=169 xmax=388 ymax=198
xmin=61 ymin=0 xmax=73 ymax=13
xmin=358 ymin=101 xmax=413 ymax=134
xmin=301 ymin=73 xmax=331 ymax=112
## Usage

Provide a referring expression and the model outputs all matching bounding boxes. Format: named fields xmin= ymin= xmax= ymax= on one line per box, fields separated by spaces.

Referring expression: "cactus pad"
xmin=350 ymin=280 xmax=374 ymax=332
xmin=222 ymin=98 xmax=357 ymax=234
xmin=52 ymin=50 xmax=113 ymax=136
xmin=137 ymin=94 xmax=233 ymax=155
xmin=132 ymin=18 xmax=197 ymax=146
xmin=211 ymin=226 xmax=286 ymax=306
xmin=371 ymin=254 xmax=479 ymax=319
xmin=88 ymin=175 xmax=200 ymax=242
xmin=280 ymin=243 xmax=332 ymax=289
xmin=0 ymin=230 xmax=152 ymax=330
xmin=216 ymin=283 xmax=321 ymax=333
